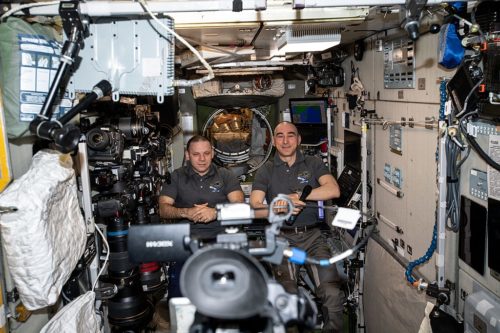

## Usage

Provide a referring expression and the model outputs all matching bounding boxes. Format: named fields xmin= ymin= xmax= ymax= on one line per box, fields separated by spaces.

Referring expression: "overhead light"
xmin=279 ymin=41 xmax=341 ymax=53
xmin=254 ymin=0 xmax=267 ymax=11
xmin=270 ymin=56 xmax=286 ymax=62
xmin=277 ymin=24 xmax=342 ymax=54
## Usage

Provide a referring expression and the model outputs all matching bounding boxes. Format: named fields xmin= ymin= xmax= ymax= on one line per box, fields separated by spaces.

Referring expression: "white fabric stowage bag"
xmin=40 ymin=291 xmax=101 ymax=333
xmin=0 ymin=149 xmax=87 ymax=310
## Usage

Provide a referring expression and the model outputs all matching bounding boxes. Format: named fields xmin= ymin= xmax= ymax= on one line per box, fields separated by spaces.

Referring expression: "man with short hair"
xmin=250 ymin=121 xmax=344 ymax=332
xmin=159 ymin=135 xmax=245 ymax=299
xmin=159 ymin=134 xmax=244 ymax=239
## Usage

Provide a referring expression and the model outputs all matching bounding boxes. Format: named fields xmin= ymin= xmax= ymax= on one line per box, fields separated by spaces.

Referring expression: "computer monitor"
xmin=289 ymin=98 xmax=328 ymax=126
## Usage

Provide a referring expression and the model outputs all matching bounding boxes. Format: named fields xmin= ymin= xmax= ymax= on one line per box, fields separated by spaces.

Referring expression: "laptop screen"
xmin=289 ymin=98 xmax=328 ymax=125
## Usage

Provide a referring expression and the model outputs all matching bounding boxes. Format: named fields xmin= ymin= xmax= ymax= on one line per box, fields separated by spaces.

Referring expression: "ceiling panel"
xmin=174 ymin=5 xmax=369 ymax=61
xmin=178 ymin=24 xmax=261 ymax=48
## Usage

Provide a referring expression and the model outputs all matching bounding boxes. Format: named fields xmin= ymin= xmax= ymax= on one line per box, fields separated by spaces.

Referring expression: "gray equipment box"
xmin=66 ymin=16 xmax=175 ymax=103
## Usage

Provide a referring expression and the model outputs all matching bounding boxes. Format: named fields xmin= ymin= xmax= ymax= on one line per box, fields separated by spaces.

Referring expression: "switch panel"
xmin=384 ymin=38 xmax=416 ymax=89
xmin=384 ymin=163 xmax=392 ymax=183
xmin=392 ymin=168 xmax=403 ymax=189
xmin=470 ymin=169 xmax=488 ymax=201
xmin=390 ymin=125 xmax=403 ymax=154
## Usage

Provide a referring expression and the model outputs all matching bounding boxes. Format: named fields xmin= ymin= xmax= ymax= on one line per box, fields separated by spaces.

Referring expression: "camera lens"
xmin=106 ymin=218 xmax=154 ymax=330
xmin=118 ymin=117 xmax=145 ymax=141
xmin=87 ymin=128 xmax=111 ymax=151
xmin=107 ymin=271 xmax=154 ymax=330
xmin=139 ymin=262 xmax=167 ymax=293
xmin=107 ymin=217 xmax=134 ymax=274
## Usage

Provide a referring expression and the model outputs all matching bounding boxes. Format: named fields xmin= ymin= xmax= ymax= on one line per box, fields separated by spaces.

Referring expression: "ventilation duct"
xmin=277 ymin=24 xmax=343 ymax=53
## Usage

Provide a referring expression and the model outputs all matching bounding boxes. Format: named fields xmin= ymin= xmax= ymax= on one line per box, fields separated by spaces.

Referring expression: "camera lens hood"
xmin=180 ymin=247 xmax=268 ymax=320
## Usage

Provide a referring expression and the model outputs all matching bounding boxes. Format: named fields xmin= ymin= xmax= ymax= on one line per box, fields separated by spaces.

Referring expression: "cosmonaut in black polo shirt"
xmin=159 ymin=135 xmax=244 ymax=239
xmin=250 ymin=121 xmax=344 ymax=333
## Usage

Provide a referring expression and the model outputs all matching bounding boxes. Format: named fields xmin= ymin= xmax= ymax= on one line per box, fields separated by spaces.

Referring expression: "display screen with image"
xmin=289 ymin=98 xmax=327 ymax=125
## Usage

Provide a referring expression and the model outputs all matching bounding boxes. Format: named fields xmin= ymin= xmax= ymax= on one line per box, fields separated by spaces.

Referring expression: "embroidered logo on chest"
xmin=209 ymin=181 xmax=223 ymax=192
xmin=297 ymin=171 xmax=311 ymax=184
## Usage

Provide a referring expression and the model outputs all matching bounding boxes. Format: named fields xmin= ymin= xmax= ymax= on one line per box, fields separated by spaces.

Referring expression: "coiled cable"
xmin=405 ymin=223 xmax=437 ymax=286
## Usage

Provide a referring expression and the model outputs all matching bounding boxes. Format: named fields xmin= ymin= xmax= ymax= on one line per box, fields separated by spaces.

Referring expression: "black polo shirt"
xmin=252 ymin=151 xmax=329 ymax=228
xmin=160 ymin=162 xmax=242 ymax=239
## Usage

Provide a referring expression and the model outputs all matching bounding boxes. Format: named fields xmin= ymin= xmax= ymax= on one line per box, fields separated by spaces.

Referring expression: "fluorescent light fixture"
xmin=279 ymin=41 xmax=341 ymax=53
xmin=277 ymin=24 xmax=342 ymax=54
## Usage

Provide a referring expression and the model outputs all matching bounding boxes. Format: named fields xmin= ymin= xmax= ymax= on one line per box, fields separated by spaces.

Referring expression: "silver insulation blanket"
xmin=0 ymin=150 xmax=86 ymax=310
xmin=40 ymin=291 xmax=101 ymax=333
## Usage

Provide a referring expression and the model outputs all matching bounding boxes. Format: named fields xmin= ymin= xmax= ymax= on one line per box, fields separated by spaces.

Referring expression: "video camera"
xmin=128 ymin=195 xmax=318 ymax=332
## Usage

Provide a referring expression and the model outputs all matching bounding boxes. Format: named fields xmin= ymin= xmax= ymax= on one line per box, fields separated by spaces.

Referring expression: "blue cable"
xmin=407 ymin=73 xmax=445 ymax=286
xmin=439 ymin=79 xmax=447 ymax=121
xmin=451 ymin=1 xmax=465 ymax=12
xmin=405 ymin=223 xmax=437 ymax=284
xmin=436 ymin=79 xmax=448 ymax=162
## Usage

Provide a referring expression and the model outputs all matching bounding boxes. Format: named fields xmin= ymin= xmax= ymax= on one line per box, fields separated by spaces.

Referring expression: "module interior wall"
xmin=366 ymin=33 xmax=449 ymax=279
xmin=345 ymin=32 xmax=459 ymax=332
xmin=373 ymin=100 xmax=440 ymax=282
xmin=332 ymin=41 xmax=445 ymax=271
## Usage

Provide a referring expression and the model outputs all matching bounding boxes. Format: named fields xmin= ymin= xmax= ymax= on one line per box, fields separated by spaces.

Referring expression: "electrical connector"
xmin=284 ymin=247 xmax=306 ymax=265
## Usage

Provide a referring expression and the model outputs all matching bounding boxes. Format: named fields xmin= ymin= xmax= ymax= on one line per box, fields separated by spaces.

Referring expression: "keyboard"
xmin=333 ymin=164 xmax=361 ymax=207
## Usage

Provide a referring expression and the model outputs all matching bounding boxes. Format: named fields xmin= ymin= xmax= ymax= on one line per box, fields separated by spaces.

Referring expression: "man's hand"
xmin=191 ymin=203 xmax=217 ymax=223
xmin=287 ymin=192 xmax=305 ymax=215
xmin=159 ymin=196 xmax=217 ymax=223
xmin=270 ymin=193 xmax=304 ymax=217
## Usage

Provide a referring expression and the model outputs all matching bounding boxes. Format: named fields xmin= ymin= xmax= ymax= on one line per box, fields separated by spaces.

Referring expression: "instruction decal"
xmin=488 ymin=134 xmax=500 ymax=200
xmin=18 ymin=34 xmax=72 ymax=122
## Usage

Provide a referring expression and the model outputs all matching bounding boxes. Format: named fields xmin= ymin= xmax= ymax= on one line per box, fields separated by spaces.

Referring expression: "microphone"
xmin=286 ymin=185 xmax=313 ymax=226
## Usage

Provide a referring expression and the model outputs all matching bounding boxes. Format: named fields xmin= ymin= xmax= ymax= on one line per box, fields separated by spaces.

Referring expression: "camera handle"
xmin=248 ymin=194 xmax=293 ymax=264
xmin=210 ymin=195 xmax=293 ymax=264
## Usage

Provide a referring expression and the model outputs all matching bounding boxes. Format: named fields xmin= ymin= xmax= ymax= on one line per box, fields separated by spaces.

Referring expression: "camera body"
xmin=128 ymin=198 xmax=317 ymax=332
xmin=317 ymin=64 xmax=345 ymax=87
xmin=86 ymin=126 xmax=125 ymax=162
